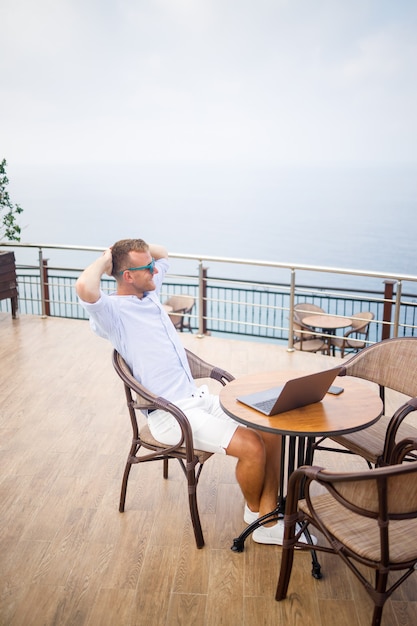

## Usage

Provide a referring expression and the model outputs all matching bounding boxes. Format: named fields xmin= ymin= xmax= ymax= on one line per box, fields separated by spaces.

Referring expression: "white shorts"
xmin=147 ymin=385 xmax=240 ymax=454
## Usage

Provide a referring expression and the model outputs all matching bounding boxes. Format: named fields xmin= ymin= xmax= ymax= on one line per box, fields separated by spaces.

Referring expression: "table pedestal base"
xmin=231 ymin=508 xmax=322 ymax=579
xmin=231 ymin=509 xmax=282 ymax=553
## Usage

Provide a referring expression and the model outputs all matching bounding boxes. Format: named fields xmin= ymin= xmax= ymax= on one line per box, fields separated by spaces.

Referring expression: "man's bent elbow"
xmin=75 ymin=278 xmax=100 ymax=304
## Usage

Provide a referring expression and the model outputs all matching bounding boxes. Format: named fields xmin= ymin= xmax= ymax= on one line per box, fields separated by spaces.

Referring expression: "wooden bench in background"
xmin=0 ymin=251 xmax=18 ymax=318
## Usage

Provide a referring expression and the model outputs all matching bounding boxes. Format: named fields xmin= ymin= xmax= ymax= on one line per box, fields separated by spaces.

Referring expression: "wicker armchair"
xmin=164 ymin=295 xmax=195 ymax=332
xmin=292 ymin=303 xmax=329 ymax=353
xmin=293 ymin=320 xmax=329 ymax=354
xmin=312 ymin=337 xmax=417 ymax=467
xmin=276 ymin=441 xmax=417 ymax=626
xmin=113 ymin=348 xmax=234 ymax=549
xmin=329 ymin=311 xmax=374 ymax=357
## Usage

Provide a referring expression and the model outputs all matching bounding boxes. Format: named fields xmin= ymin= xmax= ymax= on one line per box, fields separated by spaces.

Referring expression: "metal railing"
xmin=1 ymin=242 xmax=417 ymax=351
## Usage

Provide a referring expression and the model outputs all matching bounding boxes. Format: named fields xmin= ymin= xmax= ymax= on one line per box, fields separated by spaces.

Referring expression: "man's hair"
xmin=111 ymin=238 xmax=149 ymax=278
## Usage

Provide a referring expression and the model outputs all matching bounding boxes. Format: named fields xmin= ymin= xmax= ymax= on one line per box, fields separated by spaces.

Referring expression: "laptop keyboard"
xmin=254 ymin=398 xmax=276 ymax=413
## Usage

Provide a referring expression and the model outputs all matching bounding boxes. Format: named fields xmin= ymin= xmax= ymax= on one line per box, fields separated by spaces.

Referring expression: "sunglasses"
xmin=119 ymin=258 xmax=156 ymax=275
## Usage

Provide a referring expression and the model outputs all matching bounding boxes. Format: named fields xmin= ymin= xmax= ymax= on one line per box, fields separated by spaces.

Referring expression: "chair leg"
xmin=275 ymin=545 xmax=295 ymax=600
xmin=371 ymin=570 xmax=388 ymax=626
xmin=187 ymin=471 xmax=204 ymax=549
xmin=119 ymin=461 xmax=133 ymax=512
xmin=11 ymin=295 xmax=18 ymax=319
xmin=163 ymin=458 xmax=169 ymax=478
xmin=189 ymin=493 xmax=204 ymax=549
xmin=120 ymin=441 xmax=141 ymax=512
xmin=371 ymin=604 xmax=384 ymax=626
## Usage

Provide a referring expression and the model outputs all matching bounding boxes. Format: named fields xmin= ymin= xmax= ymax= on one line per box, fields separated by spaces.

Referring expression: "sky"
xmin=1 ymin=0 xmax=417 ymax=268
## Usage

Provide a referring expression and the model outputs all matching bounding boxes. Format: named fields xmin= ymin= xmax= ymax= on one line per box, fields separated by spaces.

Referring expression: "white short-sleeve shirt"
xmin=78 ymin=257 xmax=198 ymax=401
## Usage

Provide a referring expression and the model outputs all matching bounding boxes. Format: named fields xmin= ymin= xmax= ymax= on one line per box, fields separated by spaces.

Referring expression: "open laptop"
xmin=237 ymin=367 xmax=342 ymax=416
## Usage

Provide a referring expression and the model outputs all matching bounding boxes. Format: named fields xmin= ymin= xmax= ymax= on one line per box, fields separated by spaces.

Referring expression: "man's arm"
xmin=75 ymin=248 xmax=113 ymax=304
xmin=149 ymin=244 xmax=168 ymax=260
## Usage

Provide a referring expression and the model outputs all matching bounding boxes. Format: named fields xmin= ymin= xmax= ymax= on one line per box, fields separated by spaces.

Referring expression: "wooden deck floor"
xmin=1 ymin=313 xmax=416 ymax=625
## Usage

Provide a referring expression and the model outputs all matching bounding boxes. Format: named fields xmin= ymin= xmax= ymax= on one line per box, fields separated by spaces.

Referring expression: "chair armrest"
xmin=185 ymin=349 xmax=235 ymax=385
xmin=389 ymin=436 xmax=417 ymax=464
xmin=384 ymin=397 xmax=417 ymax=463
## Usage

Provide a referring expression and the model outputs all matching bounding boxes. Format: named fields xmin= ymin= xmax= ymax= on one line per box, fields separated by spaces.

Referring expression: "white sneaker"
xmin=253 ymin=521 xmax=284 ymax=545
xmin=244 ymin=504 xmax=259 ymax=524
xmin=252 ymin=522 xmax=317 ymax=546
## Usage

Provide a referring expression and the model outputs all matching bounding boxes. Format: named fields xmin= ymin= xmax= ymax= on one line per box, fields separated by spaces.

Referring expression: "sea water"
xmin=8 ymin=161 xmax=417 ymax=294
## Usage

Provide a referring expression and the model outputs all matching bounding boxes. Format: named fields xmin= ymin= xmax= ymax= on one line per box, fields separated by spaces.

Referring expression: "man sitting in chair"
xmin=76 ymin=238 xmax=286 ymax=545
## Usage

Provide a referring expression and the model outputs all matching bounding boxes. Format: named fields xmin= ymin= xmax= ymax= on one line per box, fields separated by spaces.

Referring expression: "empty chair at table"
xmin=293 ymin=303 xmax=328 ymax=352
xmin=312 ymin=337 xmax=417 ymax=468
xmin=329 ymin=311 xmax=374 ymax=357
xmin=164 ymin=294 xmax=195 ymax=332
xmin=275 ymin=437 xmax=417 ymax=626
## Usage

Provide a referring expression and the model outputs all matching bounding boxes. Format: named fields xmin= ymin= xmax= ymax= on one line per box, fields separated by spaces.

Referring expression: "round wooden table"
xmin=302 ymin=314 xmax=352 ymax=332
xmin=220 ymin=370 xmax=381 ymax=437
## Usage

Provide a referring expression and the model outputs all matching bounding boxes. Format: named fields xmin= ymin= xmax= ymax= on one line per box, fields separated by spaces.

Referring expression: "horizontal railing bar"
xmin=2 ymin=241 xmax=417 ymax=285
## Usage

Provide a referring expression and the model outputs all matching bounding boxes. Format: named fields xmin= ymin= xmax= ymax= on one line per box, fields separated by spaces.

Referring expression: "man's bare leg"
xmin=225 ymin=426 xmax=266 ymax=512
xmin=258 ymin=431 xmax=282 ymax=524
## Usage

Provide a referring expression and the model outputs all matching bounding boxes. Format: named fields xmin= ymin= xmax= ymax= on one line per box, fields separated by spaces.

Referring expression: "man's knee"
xmin=227 ymin=427 xmax=265 ymax=460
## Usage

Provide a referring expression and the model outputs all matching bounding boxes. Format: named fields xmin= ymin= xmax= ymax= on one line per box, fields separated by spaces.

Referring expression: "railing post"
xmin=197 ymin=261 xmax=207 ymax=337
xmin=287 ymin=269 xmax=296 ymax=351
xmin=382 ymin=280 xmax=396 ymax=340
xmin=393 ymin=280 xmax=402 ymax=338
xmin=42 ymin=258 xmax=51 ymax=316
xmin=38 ymin=248 xmax=47 ymax=318
xmin=202 ymin=266 xmax=208 ymax=335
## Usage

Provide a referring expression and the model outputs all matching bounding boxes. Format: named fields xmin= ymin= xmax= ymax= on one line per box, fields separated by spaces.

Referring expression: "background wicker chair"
xmin=276 ymin=438 xmax=417 ymax=626
xmin=164 ymin=294 xmax=195 ymax=332
xmin=329 ymin=311 xmax=374 ymax=357
xmin=294 ymin=302 xmax=325 ymax=323
xmin=312 ymin=337 xmax=417 ymax=468
xmin=113 ymin=348 xmax=234 ymax=549
xmin=292 ymin=320 xmax=329 ymax=354
xmin=292 ymin=303 xmax=328 ymax=353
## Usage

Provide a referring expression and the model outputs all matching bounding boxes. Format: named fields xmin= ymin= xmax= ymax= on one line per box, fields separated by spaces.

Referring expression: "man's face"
xmin=120 ymin=250 xmax=159 ymax=296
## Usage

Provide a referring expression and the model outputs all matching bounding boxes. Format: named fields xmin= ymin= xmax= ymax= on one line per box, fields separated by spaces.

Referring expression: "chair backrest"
xmin=184 ymin=349 xmax=234 ymax=384
xmin=319 ymin=461 xmax=417 ymax=520
xmin=349 ymin=311 xmax=374 ymax=335
xmin=165 ymin=295 xmax=195 ymax=330
xmin=340 ymin=337 xmax=417 ymax=398
xmin=113 ymin=348 xmax=234 ymax=402
xmin=112 ymin=349 xmax=159 ymax=411
xmin=165 ymin=295 xmax=195 ymax=313
xmin=294 ymin=302 xmax=324 ymax=322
